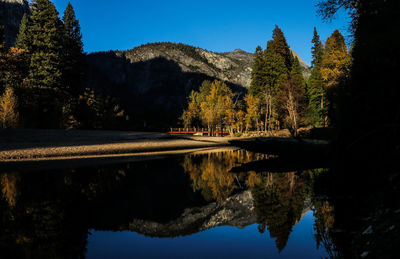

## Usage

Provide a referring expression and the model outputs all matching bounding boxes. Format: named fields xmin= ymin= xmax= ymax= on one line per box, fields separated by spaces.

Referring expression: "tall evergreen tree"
xmin=15 ymin=14 xmax=30 ymax=50
xmin=311 ymin=27 xmax=324 ymax=68
xmin=62 ymin=2 xmax=86 ymax=96
xmin=270 ymin=25 xmax=294 ymax=71
xmin=249 ymin=46 xmax=266 ymax=98
xmin=19 ymin=0 xmax=67 ymax=128
xmin=262 ymin=40 xmax=288 ymax=131
xmin=306 ymin=27 xmax=326 ymax=126
xmin=27 ymin=0 xmax=65 ymax=90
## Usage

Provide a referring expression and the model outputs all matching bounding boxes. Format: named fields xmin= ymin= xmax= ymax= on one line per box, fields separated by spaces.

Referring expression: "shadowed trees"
xmin=248 ymin=25 xmax=307 ymax=135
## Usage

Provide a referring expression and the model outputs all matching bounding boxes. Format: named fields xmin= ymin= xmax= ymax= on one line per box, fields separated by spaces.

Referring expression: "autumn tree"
xmin=200 ymin=80 xmax=234 ymax=134
xmin=181 ymin=80 xmax=238 ymax=135
xmin=320 ymin=30 xmax=351 ymax=126
xmin=244 ymin=94 xmax=261 ymax=132
xmin=0 ymin=87 xmax=19 ymax=128
xmin=180 ymin=80 xmax=211 ymax=128
xmin=320 ymin=30 xmax=350 ymax=88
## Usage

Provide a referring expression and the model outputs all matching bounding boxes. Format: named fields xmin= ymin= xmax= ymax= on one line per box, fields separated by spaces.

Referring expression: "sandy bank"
xmin=0 ymin=129 xmax=240 ymax=163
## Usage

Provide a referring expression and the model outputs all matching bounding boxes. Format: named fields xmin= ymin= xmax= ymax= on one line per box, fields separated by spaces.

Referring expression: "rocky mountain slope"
xmin=87 ymin=42 xmax=310 ymax=128
xmin=123 ymin=191 xmax=311 ymax=238
xmin=0 ymin=0 xmax=29 ymax=47
xmin=119 ymin=43 xmax=255 ymax=88
xmin=106 ymin=42 xmax=310 ymax=89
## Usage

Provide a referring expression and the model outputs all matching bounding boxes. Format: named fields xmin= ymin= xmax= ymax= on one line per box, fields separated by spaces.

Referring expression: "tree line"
xmin=181 ymin=25 xmax=351 ymax=136
xmin=0 ymin=0 xmax=125 ymax=129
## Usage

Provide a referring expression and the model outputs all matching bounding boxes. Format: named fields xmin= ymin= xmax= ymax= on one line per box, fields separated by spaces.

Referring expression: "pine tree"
xmin=263 ymin=40 xmax=288 ymax=131
xmin=311 ymin=27 xmax=324 ymax=68
xmin=306 ymin=28 xmax=326 ymax=126
xmin=19 ymin=0 xmax=67 ymax=128
xmin=27 ymin=0 xmax=65 ymax=90
xmin=62 ymin=2 xmax=86 ymax=96
xmin=249 ymin=46 xmax=266 ymax=98
xmin=15 ymin=14 xmax=30 ymax=50
xmin=270 ymin=25 xmax=294 ymax=71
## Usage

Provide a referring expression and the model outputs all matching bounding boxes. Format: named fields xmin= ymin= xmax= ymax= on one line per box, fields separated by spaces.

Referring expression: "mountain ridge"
xmin=109 ymin=42 xmax=310 ymax=89
xmin=87 ymin=42 xmax=311 ymax=128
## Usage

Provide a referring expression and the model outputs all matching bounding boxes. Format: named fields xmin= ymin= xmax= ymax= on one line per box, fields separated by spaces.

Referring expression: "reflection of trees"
xmin=250 ymin=171 xmax=310 ymax=252
xmin=0 ymin=167 xmax=128 ymax=259
xmin=312 ymin=200 xmax=338 ymax=258
xmin=183 ymin=151 xmax=315 ymax=252
xmin=0 ymin=172 xmax=20 ymax=207
xmin=182 ymin=150 xmax=267 ymax=201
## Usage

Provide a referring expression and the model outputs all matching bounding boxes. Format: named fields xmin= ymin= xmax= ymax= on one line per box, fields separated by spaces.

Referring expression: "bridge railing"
xmin=168 ymin=128 xmax=230 ymax=134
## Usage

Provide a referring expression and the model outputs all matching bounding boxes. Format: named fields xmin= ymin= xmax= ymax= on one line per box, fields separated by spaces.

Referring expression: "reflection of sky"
xmin=86 ymin=211 xmax=327 ymax=258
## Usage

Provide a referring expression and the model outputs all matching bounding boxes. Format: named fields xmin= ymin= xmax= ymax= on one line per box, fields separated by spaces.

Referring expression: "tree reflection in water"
xmin=4 ymin=150 xmax=388 ymax=258
xmin=250 ymin=171 xmax=311 ymax=252
xmin=182 ymin=150 xmax=313 ymax=252
xmin=182 ymin=150 xmax=267 ymax=201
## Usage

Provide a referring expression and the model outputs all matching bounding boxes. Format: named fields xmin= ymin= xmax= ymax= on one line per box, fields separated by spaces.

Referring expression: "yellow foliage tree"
xmin=0 ymin=87 xmax=19 ymax=128
xmin=244 ymin=94 xmax=261 ymax=132
xmin=199 ymin=80 xmax=235 ymax=135
xmin=320 ymin=30 xmax=351 ymax=126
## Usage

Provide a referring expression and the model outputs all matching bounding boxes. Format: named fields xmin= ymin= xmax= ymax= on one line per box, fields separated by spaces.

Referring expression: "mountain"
xmin=0 ymin=0 xmax=29 ymax=47
xmin=86 ymin=43 xmax=250 ymax=129
xmin=118 ymin=42 xmax=254 ymax=88
xmin=291 ymin=49 xmax=311 ymax=78
xmin=87 ymin=42 xmax=310 ymax=129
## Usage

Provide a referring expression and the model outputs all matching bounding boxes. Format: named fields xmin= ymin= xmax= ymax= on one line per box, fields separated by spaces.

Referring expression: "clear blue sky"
xmin=51 ymin=0 xmax=351 ymax=65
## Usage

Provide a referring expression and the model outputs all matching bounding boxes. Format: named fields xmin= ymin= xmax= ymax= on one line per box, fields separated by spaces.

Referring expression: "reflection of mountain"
xmin=129 ymin=190 xmax=256 ymax=238
xmin=0 ymin=151 xmax=314 ymax=257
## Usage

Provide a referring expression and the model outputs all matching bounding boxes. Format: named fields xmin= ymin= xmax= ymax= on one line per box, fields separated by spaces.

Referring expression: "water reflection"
xmin=251 ymin=171 xmax=311 ymax=252
xmin=0 ymin=150 xmax=331 ymax=258
xmin=182 ymin=150 xmax=267 ymax=201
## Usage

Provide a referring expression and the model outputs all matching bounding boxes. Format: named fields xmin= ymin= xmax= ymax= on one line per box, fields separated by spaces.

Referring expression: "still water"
xmin=0 ymin=149 xmax=333 ymax=258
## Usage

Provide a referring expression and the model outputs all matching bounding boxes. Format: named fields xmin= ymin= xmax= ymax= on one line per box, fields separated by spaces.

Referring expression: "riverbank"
xmin=0 ymin=129 xmax=240 ymax=163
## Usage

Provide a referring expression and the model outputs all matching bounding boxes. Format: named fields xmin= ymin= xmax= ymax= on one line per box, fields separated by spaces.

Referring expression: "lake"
xmin=0 ymin=149 xmax=357 ymax=258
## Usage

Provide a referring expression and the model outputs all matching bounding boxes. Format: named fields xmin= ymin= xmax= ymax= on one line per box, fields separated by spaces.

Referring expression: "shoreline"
xmin=0 ymin=129 xmax=242 ymax=169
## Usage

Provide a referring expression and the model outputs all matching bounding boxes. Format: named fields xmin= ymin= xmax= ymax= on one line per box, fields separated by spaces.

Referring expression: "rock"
xmin=361 ymin=251 xmax=369 ymax=258
xmin=0 ymin=0 xmax=30 ymax=47
xmin=362 ymin=225 xmax=373 ymax=235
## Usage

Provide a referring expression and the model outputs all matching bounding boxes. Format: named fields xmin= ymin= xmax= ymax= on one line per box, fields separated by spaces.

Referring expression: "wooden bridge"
xmin=168 ymin=128 xmax=230 ymax=135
